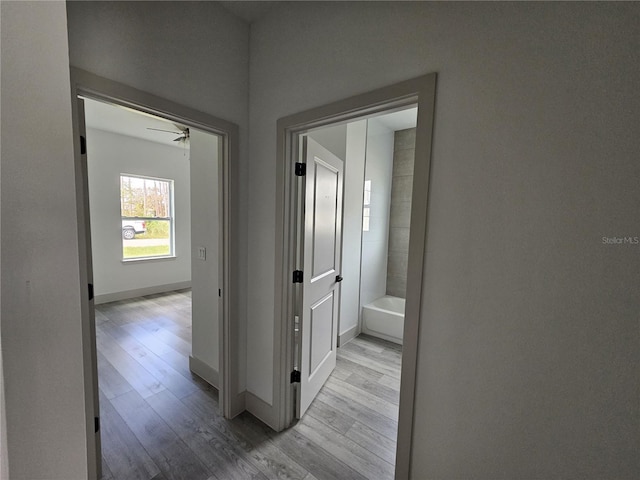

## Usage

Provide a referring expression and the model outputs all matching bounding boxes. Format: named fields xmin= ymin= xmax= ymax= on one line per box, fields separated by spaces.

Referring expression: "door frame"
xmin=273 ymin=73 xmax=436 ymax=479
xmin=69 ymin=68 xmax=242 ymax=477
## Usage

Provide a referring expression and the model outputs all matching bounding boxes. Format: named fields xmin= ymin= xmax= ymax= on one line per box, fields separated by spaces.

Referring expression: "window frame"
xmin=119 ymin=173 xmax=176 ymax=261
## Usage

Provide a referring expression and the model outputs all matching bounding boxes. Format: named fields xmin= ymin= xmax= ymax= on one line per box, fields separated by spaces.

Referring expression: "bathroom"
xmin=308 ymin=106 xmax=417 ymax=348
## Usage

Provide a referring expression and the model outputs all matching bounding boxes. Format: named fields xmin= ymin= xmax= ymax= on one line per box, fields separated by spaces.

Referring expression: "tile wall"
xmin=386 ymin=128 xmax=416 ymax=298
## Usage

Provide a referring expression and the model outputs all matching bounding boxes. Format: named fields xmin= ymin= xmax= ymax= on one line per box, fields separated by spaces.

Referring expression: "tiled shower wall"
xmin=386 ymin=128 xmax=416 ymax=298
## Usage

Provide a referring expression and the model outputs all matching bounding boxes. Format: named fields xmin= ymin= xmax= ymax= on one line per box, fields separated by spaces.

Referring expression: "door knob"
xmin=335 ymin=275 xmax=344 ymax=282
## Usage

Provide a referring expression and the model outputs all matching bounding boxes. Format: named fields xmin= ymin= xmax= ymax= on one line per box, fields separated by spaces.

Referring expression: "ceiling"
xmin=371 ymin=107 xmax=418 ymax=131
xmin=83 ymin=98 xmax=188 ymax=149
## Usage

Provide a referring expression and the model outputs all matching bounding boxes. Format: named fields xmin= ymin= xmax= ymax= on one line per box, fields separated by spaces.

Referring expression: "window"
xmin=363 ymin=180 xmax=371 ymax=232
xmin=120 ymin=174 xmax=174 ymax=260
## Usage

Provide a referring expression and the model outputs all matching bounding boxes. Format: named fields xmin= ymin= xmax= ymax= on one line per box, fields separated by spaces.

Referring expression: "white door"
xmin=297 ymin=137 xmax=344 ymax=417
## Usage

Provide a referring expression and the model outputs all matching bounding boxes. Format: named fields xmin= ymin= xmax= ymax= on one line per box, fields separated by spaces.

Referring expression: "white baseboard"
xmin=189 ymin=355 xmax=219 ymax=389
xmin=338 ymin=324 xmax=359 ymax=347
xmin=95 ymin=281 xmax=191 ymax=305
xmin=246 ymin=391 xmax=278 ymax=430
xmin=229 ymin=391 xmax=246 ymax=419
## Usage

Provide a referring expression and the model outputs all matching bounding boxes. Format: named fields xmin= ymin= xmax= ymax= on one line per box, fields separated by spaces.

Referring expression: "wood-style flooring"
xmin=96 ymin=290 xmax=401 ymax=480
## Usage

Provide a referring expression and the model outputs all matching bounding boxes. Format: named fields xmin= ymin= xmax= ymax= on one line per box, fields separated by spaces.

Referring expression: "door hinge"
xmin=292 ymin=270 xmax=303 ymax=283
xmin=80 ymin=135 xmax=87 ymax=155
xmin=88 ymin=283 xmax=94 ymax=301
xmin=94 ymin=417 xmax=100 ymax=433
xmin=295 ymin=162 xmax=306 ymax=176
xmin=290 ymin=370 xmax=301 ymax=383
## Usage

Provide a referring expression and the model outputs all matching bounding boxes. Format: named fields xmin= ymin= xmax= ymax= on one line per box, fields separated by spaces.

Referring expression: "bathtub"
xmin=361 ymin=296 xmax=405 ymax=345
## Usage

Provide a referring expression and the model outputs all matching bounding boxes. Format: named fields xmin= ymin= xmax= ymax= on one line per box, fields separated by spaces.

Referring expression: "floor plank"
xmin=376 ymin=374 xmax=401 ymax=391
xmin=332 ymin=356 xmax=385 ymax=382
xmin=99 ymin=390 xmax=161 ymax=480
xmin=146 ymin=389 xmax=267 ymax=480
xmin=337 ymin=348 xmax=401 ymax=380
xmin=100 ymin=460 xmax=114 ymax=480
xmin=345 ymin=421 xmax=397 ymax=465
xmin=343 ymin=372 xmax=400 ymax=405
xmin=97 ymin=328 xmax=166 ymax=399
xmin=110 ymin=389 xmax=212 ymax=480
xmin=306 ymin=398 xmax=356 ymax=435
xmin=296 ymin=414 xmax=394 ymax=480
xmin=267 ymin=428 xmax=367 ymax=480
xmin=324 ymin=376 xmax=399 ymax=420
xmin=97 ymin=350 xmax=134 ymax=400
xmin=181 ymin=390 xmax=309 ymax=480
xmin=316 ymin=388 xmax=399 ymax=441
xmin=100 ymin=321 xmax=198 ymax=399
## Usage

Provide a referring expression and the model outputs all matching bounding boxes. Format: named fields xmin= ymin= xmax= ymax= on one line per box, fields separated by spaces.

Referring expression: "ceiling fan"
xmin=146 ymin=124 xmax=190 ymax=144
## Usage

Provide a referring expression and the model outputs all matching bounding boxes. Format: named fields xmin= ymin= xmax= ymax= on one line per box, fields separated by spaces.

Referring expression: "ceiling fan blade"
xmin=147 ymin=127 xmax=181 ymax=134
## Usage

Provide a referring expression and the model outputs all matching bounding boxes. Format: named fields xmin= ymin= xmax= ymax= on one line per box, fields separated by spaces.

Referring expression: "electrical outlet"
xmin=197 ymin=246 xmax=206 ymax=260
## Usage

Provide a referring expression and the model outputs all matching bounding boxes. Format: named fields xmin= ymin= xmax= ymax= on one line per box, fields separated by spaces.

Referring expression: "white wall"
xmin=339 ymin=121 xmax=367 ymax=339
xmin=85 ymin=127 xmax=191 ymax=300
xmin=1 ymin=2 xmax=89 ymax=478
xmin=189 ymin=129 xmax=220 ymax=373
xmin=67 ymin=0 xmax=250 ymax=393
xmin=248 ymin=2 xmax=640 ymax=478
xmin=359 ymin=120 xmax=394 ymax=310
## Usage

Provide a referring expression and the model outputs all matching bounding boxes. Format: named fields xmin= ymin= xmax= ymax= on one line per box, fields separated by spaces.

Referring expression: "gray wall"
xmin=247 ymin=2 xmax=639 ymax=478
xmin=85 ymin=127 xmax=191 ymax=301
xmin=386 ymin=128 xmax=416 ymax=298
xmin=1 ymin=2 xmax=90 ymax=478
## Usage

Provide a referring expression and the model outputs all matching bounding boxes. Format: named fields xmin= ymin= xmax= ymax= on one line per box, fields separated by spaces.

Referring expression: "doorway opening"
xmin=81 ymin=96 xmax=225 ymax=477
xmin=294 ymin=108 xmax=417 ymax=476
xmin=71 ymin=68 xmax=240 ymax=479
xmin=274 ymin=74 xmax=436 ymax=479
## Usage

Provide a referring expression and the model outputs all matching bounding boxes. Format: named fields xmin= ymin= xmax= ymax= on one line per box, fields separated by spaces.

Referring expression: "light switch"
xmin=197 ymin=246 xmax=206 ymax=260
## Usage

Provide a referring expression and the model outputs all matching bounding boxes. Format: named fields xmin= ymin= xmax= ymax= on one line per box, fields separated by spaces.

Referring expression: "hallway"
xmin=96 ymin=291 xmax=401 ymax=480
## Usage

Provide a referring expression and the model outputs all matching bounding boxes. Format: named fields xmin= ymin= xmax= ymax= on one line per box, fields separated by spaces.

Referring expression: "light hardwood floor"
xmin=95 ymin=290 xmax=401 ymax=480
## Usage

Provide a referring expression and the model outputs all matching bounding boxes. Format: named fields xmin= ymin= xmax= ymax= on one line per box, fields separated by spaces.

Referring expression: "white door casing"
xmin=298 ymin=137 xmax=344 ymax=417
xmin=77 ymin=97 xmax=102 ymax=479
xmin=275 ymin=74 xmax=436 ymax=478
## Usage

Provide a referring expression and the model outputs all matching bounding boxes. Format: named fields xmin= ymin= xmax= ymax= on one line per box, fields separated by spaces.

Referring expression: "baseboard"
xmin=228 ymin=391 xmax=246 ymax=419
xmin=360 ymin=327 xmax=403 ymax=345
xmin=246 ymin=391 xmax=278 ymax=430
xmin=338 ymin=324 xmax=359 ymax=347
xmin=189 ymin=355 xmax=219 ymax=389
xmin=95 ymin=281 xmax=191 ymax=305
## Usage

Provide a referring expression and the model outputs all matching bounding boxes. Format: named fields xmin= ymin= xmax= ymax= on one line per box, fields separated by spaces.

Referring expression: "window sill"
xmin=121 ymin=255 xmax=177 ymax=264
